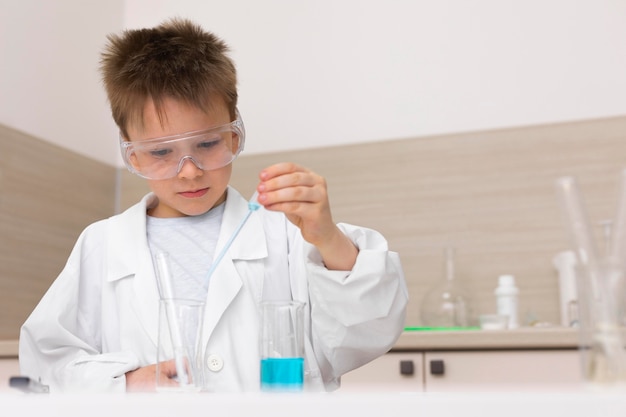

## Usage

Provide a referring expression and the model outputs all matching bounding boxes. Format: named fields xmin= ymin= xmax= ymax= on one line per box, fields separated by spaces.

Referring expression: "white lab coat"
xmin=19 ymin=187 xmax=408 ymax=393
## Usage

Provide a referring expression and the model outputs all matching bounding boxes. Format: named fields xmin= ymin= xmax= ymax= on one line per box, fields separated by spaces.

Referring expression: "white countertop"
xmin=1 ymin=391 xmax=625 ymax=417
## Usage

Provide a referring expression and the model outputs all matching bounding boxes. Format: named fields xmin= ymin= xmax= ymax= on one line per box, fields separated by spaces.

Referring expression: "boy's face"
xmin=126 ymin=97 xmax=233 ymax=218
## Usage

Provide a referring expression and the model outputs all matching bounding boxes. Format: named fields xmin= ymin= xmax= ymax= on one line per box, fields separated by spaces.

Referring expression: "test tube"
xmin=155 ymin=251 xmax=176 ymax=300
xmin=154 ymin=252 xmax=190 ymax=386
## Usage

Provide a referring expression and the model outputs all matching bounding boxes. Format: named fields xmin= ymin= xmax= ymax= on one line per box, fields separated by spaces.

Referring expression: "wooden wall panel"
xmin=0 ymin=125 xmax=116 ymax=340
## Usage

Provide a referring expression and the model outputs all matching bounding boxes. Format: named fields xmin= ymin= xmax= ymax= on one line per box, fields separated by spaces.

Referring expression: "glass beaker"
xmin=575 ymin=260 xmax=626 ymax=385
xmin=156 ymin=298 xmax=205 ymax=392
xmin=420 ymin=246 xmax=470 ymax=328
xmin=259 ymin=300 xmax=305 ymax=392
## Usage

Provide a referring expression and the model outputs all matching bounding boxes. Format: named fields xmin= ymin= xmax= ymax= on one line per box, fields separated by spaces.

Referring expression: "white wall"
xmin=0 ymin=0 xmax=124 ymax=166
xmin=2 ymin=1 xmax=626 ymax=167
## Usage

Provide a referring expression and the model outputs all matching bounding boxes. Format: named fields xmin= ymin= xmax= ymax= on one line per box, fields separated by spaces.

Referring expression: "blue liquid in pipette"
xmin=260 ymin=357 xmax=304 ymax=392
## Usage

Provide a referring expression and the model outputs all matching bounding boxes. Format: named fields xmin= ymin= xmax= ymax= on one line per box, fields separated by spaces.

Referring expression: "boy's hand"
xmin=257 ymin=162 xmax=358 ymax=270
xmin=125 ymin=360 xmax=178 ymax=392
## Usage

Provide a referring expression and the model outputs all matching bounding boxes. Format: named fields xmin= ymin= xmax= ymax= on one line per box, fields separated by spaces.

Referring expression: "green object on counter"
xmin=404 ymin=326 xmax=480 ymax=332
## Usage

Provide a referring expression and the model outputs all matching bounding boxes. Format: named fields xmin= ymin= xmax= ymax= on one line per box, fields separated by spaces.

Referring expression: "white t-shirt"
xmin=146 ymin=202 xmax=225 ymax=301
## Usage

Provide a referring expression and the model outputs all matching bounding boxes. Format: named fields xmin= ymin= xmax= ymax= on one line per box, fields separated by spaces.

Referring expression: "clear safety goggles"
xmin=120 ymin=114 xmax=245 ymax=180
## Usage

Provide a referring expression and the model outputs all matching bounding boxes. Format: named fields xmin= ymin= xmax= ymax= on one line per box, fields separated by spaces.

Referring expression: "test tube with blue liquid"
xmin=259 ymin=300 xmax=305 ymax=392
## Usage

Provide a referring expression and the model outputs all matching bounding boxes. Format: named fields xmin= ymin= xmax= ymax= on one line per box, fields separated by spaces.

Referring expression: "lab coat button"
xmin=206 ymin=354 xmax=224 ymax=372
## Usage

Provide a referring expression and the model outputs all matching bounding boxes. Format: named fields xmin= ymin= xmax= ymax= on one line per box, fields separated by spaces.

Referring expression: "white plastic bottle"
xmin=552 ymin=251 xmax=579 ymax=327
xmin=495 ymin=274 xmax=519 ymax=329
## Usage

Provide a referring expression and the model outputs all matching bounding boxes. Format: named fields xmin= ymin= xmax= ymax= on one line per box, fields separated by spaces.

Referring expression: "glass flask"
xmin=420 ymin=246 xmax=470 ymax=327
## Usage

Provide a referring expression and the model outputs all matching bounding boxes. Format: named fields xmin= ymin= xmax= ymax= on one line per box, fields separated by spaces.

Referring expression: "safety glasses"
xmin=120 ymin=113 xmax=245 ymax=180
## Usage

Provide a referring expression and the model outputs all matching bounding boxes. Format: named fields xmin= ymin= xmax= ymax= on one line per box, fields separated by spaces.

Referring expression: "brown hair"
xmin=100 ymin=18 xmax=238 ymax=139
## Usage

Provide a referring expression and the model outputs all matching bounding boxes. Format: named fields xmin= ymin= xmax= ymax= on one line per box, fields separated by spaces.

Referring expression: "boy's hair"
xmin=100 ymin=18 xmax=238 ymax=139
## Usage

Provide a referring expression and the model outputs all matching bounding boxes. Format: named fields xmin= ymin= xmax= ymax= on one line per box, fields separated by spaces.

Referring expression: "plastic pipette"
xmin=205 ymin=191 xmax=261 ymax=281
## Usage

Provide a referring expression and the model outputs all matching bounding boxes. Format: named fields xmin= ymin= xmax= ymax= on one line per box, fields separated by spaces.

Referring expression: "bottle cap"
xmin=498 ymin=274 xmax=515 ymax=287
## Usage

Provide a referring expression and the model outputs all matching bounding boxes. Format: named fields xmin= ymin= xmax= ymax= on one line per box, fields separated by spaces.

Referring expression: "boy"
xmin=19 ymin=18 xmax=408 ymax=392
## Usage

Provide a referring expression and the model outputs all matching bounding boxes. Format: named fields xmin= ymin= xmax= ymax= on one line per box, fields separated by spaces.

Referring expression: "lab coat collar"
xmin=105 ymin=193 xmax=162 ymax=349
xmin=200 ymin=186 xmax=268 ymax=343
xmin=105 ymin=193 xmax=154 ymax=283
xmin=105 ymin=187 xmax=268 ymax=280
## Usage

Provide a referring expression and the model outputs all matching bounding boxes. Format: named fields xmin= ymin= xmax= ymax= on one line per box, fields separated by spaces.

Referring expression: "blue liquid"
xmin=260 ymin=357 xmax=304 ymax=392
